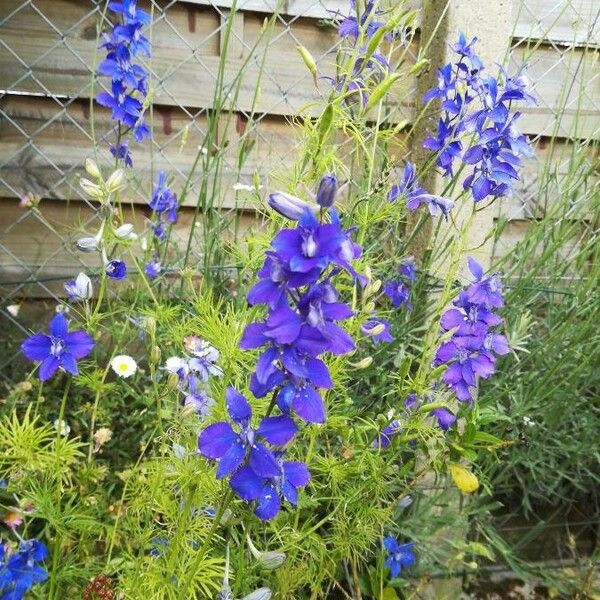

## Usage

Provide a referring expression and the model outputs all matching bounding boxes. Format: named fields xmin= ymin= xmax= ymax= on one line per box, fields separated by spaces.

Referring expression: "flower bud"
xmin=364 ymin=301 xmax=375 ymax=312
xmin=85 ymin=158 xmax=101 ymax=180
xmin=80 ymin=178 xmax=104 ymax=200
xmin=247 ymin=536 xmax=286 ymax=571
xmin=106 ymin=169 xmax=125 ymax=193
xmin=268 ymin=192 xmax=318 ymax=221
xmin=167 ymin=372 xmax=180 ymax=391
xmin=363 ymin=322 xmax=385 ymax=337
xmin=76 ymin=236 xmax=100 ymax=252
xmin=316 ymin=174 xmax=337 ymax=208
xmin=243 ymin=589 xmax=272 ymax=600
xmin=113 ymin=223 xmax=135 ymax=239
xmin=365 ymin=279 xmax=381 ymax=297
xmin=151 ymin=345 xmax=161 ymax=364
xmin=349 ymin=356 xmax=373 ymax=369
xmin=296 ymin=45 xmax=318 ymax=85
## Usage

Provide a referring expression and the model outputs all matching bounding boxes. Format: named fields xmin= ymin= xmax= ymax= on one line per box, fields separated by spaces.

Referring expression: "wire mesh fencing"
xmin=0 ymin=0 xmax=598 ymax=382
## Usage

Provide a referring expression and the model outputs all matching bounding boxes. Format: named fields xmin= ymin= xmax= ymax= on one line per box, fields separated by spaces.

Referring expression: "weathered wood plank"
xmin=183 ymin=0 xmax=422 ymax=22
xmin=0 ymin=199 xmax=260 ymax=299
xmin=0 ymin=95 xmax=410 ymax=204
xmin=0 ymin=0 xmax=395 ymax=120
xmin=1 ymin=0 xmax=597 ymax=136
xmin=495 ymin=137 xmax=599 ymax=220
xmin=512 ymin=0 xmax=600 ymax=47
xmin=0 ymin=96 xmax=299 ymax=208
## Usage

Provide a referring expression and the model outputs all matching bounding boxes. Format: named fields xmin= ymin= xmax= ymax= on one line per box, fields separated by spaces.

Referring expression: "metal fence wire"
xmin=0 ymin=0 xmax=599 ymax=382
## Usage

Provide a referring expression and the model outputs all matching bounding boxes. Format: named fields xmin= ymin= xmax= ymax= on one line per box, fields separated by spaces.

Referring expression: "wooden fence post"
xmin=409 ymin=2 xmax=514 ymax=597
xmin=411 ymin=0 xmax=514 ymax=274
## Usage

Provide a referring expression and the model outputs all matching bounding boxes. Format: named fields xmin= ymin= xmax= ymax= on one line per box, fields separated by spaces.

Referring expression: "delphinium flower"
xmin=144 ymin=259 xmax=161 ymax=280
xmin=361 ymin=318 xmax=393 ymax=344
xmin=326 ymin=1 xmax=401 ymax=107
xmin=388 ymin=162 xmax=454 ymax=218
xmin=337 ymin=1 xmax=389 ymax=41
xmin=64 ymin=272 xmax=93 ymax=302
xmin=239 ymin=183 xmax=363 ymax=424
xmin=229 ymin=452 xmax=311 ymax=521
xmin=433 ymin=257 xmax=509 ymax=402
xmin=21 ymin=313 xmax=95 ymax=381
xmin=383 ymin=257 xmax=417 ymax=310
xmin=106 ymin=258 xmax=127 ymax=280
xmin=422 ymin=33 xmax=534 ymax=202
xmin=96 ymin=0 xmax=151 ymax=161
xmin=148 ymin=171 xmax=178 ymax=239
xmin=383 ymin=536 xmax=416 ymax=578
xmin=0 ymin=539 xmax=49 ymax=599
xmin=198 ymin=387 xmax=299 ymax=483
xmin=196 ymin=177 xmax=361 ymax=521
xmin=165 ymin=336 xmax=222 ymax=417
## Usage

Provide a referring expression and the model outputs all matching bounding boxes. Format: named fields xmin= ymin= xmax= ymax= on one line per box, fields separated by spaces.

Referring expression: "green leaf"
xmin=365 ymin=74 xmax=402 ymax=111
xmin=382 ymin=587 xmax=400 ymax=600
xmin=467 ymin=541 xmax=494 ymax=561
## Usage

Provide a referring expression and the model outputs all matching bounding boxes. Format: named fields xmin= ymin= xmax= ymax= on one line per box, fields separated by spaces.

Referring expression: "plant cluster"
xmin=0 ymin=1 xmax=559 ymax=598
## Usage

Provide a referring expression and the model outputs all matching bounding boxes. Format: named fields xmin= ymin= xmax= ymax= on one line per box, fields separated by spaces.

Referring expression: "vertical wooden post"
xmin=409 ymin=3 xmax=514 ymax=598
xmin=411 ymin=0 xmax=513 ymax=275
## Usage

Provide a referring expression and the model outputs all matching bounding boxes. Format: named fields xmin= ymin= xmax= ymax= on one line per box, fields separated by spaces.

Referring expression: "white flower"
xmin=6 ymin=304 xmax=20 ymax=318
xmin=53 ymin=419 xmax=70 ymax=436
xmin=110 ymin=355 xmax=137 ymax=378
xmin=165 ymin=356 xmax=187 ymax=375
xmin=64 ymin=272 xmax=93 ymax=301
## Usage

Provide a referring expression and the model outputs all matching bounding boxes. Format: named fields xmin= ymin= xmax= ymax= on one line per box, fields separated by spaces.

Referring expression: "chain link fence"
xmin=0 ymin=0 xmax=598 ymax=381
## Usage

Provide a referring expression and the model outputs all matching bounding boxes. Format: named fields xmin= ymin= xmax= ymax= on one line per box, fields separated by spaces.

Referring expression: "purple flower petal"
xmin=239 ymin=323 xmax=268 ymax=350
xmin=21 ymin=333 xmax=51 ymax=360
xmin=249 ymin=442 xmax=281 ymax=478
xmin=198 ymin=422 xmax=237 ymax=459
xmin=225 ymin=387 xmax=252 ymax=423
xmin=256 ymin=416 xmax=298 ymax=446
xmin=49 ymin=313 xmax=69 ymax=338
xmin=216 ymin=439 xmax=246 ymax=479
xmin=39 ymin=356 xmax=59 ymax=381
xmin=254 ymin=482 xmax=281 ymax=521
xmin=64 ymin=330 xmax=95 ymax=359
xmin=292 ymin=385 xmax=326 ymax=424
xmin=283 ymin=461 xmax=310 ymax=488
xmin=230 ymin=465 xmax=264 ymax=501
xmin=60 ymin=353 xmax=79 ymax=376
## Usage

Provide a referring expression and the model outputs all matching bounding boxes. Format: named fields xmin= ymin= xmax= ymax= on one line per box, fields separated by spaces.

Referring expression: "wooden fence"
xmin=0 ymin=0 xmax=599 ymax=299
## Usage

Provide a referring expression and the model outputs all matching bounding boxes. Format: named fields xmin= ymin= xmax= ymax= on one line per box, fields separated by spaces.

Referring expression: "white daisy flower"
xmin=110 ymin=355 xmax=137 ymax=378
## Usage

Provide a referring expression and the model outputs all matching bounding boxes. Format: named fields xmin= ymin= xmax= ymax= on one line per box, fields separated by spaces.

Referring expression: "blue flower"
xmin=229 ymin=453 xmax=310 ymax=521
xmin=0 ymin=539 xmax=48 ymax=599
xmin=96 ymin=0 xmax=151 ymax=155
xmin=315 ymin=174 xmax=337 ymax=208
xmin=361 ymin=318 xmax=393 ymax=344
xmin=149 ymin=171 xmax=178 ymax=236
xmin=268 ymin=192 xmax=318 ymax=221
xmin=144 ymin=260 xmax=161 ymax=280
xmin=384 ymin=536 xmax=416 ymax=578
xmin=422 ymin=34 xmax=534 ymax=202
xmin=106 ymin=259 xmax=127 ymax=280
xmin=110 ymin=142 xmax=133 ymax=167
xmin=239 ymin=206 xmax=362 ymax=424
xmin=389 ymin=162 xmax=454 ymax=218
xmin=430 ymin=407 xmax=456 ymax=431
xmin=198 ymin=387 xmax=297 ymax=480
xmin=434 ymin=258 xmax=508 ymax=402
xmin=21 ymin=313 xmax=95 ymax=381
xmin=63 ymin=272 xmax=93 ymax=302
xmin=372 ymin=420 xmax=401 ymax=448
